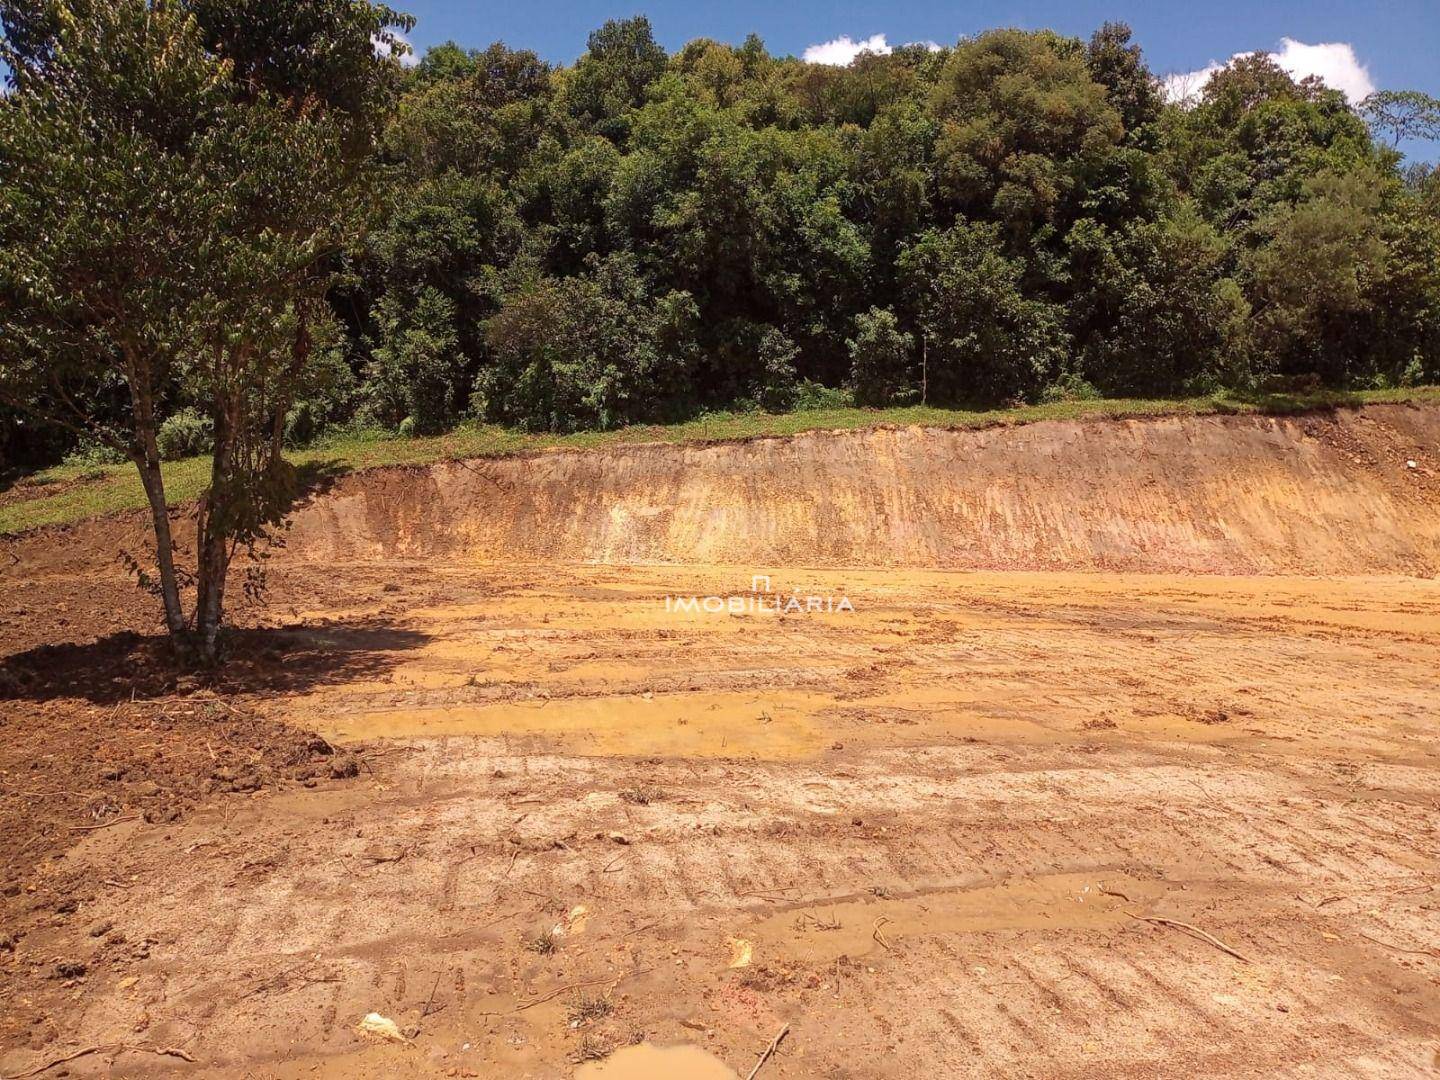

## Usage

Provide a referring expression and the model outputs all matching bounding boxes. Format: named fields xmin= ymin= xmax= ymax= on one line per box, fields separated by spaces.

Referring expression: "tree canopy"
xmin=8 ymin=15 xmax=1439 ymax=465
xmin=314 ymin=19 xmax=1437 ymax=437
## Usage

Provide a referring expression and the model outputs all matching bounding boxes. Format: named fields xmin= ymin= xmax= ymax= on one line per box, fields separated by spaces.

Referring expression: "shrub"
xmin=898 ymin=221 xmax=1068 ymax=405
xmin=848 ymin=307 xmax=917 ymax=406
xmin=366 ymin=287 xmax=464 ymax=435
xmin=1040 ymin=373 xmax=1102 ymax=403
xmin=753 ymin=327 xmax=800 ymax=412
xmin=793 ymin=380 xmax=855 ymax=411
xmin=156 ymin=407 xmax=213 ymax=460
xmin=477 ymin=254 xmax=698 ymax=431
xmin=61 ymin=439 xmax=127 ymax=468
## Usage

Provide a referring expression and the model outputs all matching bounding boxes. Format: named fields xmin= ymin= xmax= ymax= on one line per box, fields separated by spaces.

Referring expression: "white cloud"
xmin=803 ymin=34 xmax=891 ymax=66
xmin=1162 ymin=38 xmax=1375 ymax=106
xmin=801 ymin=34 xmax=945 ymax=65
xmin=1161 ymin=63 xmax=1225 ymax=104
xmin=1270 ymin=38 xmax=1374 ymax=102
xmin=373 ymin=31 xmax=420 ymax=69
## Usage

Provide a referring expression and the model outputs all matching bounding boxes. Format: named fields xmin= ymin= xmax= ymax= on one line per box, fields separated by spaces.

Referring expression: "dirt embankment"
xmin=5 ymin=403 xmax=1439 ymax=580
xmin=282 ymin=404 xmax=1440 ymax=575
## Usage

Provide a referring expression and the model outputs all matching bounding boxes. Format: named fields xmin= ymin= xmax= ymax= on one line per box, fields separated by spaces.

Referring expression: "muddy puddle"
xmin=746 ymin=872 xmax=1161 ymax=963
xmin=574 ymin=1043 xmax=737 ymax=1079
xmin=318 ymin=689 xmax=831 ymax=757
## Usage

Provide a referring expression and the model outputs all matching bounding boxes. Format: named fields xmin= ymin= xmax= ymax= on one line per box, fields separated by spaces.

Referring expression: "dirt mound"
xmin=283 ymin=404 xmax=1440 ymax=575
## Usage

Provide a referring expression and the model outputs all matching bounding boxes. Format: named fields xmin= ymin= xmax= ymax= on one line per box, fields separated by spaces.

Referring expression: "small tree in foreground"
xmin=0 ymin=0 xmax=410 ymax=663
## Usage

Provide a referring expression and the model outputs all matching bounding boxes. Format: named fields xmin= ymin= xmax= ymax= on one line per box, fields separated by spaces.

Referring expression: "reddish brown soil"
xmin=0 ymin=565 xmax=415 ymax=1062
xmin=1 ymin=406 xmax=1438 ymax=1079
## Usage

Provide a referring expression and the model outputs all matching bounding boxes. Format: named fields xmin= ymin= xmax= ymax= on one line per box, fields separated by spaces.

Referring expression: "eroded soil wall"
xmin=283 ymin=405 xmax=1440 ymax=574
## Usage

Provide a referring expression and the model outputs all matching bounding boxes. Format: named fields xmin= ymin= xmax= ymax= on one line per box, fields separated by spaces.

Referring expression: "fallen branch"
xmin=418 ymin=971 xmax=443 ymax=1030
xmin=69 ymin=814 xmax=140 ymax=833
xmin=745 ymin=1023 xmax=790 ymax=1080
xmin=1358 ymin=931 xmax=1440 ymax=959
xmin=2 ymin=1043 xmax=194 ymax=1079
xmin=1124 ymin=911 xmax=1252 ymax=963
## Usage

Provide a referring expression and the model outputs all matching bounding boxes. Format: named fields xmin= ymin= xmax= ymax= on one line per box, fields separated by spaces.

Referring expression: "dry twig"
xmin=1357 ymin=931 xmax=1440 ymax=959
xmin=1124 ymin=911 xmax=1252 ymax=963
xmin=2 ymin=1043 xmax=194 ymax=1079
xmin=745 ymin=1023 xmax=790 ymax=1080
xmin=69 ymin=814 xmax=140 ymax=833
xmin=480 ymin=968 xmax=654 ymax=1016
xmin=871 ymin=916 xmax=893 ymax=953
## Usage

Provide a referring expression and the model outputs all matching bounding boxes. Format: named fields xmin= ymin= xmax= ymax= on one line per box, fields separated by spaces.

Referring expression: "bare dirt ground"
xmin=3 ymin=560 xmax=1438 ymax=1078
xmin=2 ymin=408 xmax=1439 ymax=1078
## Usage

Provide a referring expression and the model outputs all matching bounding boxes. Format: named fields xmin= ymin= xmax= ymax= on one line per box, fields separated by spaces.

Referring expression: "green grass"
xmin=4 ymin=385 xmax=1438 ymax=537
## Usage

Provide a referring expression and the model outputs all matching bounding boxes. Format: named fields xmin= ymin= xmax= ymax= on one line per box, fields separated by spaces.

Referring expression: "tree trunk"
xmin=192 ymin=407 xmax=235 ymax=667
xmin=193 ymin=523 xmax=229 ymax=666
xmin=134 ymin=456 xmax=187 ymax=636
xmin=128 ymin=374 xmax=187 ymax=641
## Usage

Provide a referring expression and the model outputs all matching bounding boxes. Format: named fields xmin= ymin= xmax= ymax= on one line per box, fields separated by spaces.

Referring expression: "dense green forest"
xmin=6 ymin=11 xmax=1440 ymax=471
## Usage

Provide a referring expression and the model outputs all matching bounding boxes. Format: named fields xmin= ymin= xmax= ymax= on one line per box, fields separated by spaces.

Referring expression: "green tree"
xmin=898 ymin=221 xmax=1069 ymax=404
xmin=1068 ymin=210 xmax=1250 ymax=394
xmin=478 ymin=254 xmax=698 ymax=431
xmin=1243 ymin=170 xmax=1389 ymax=382
xmin=1360 ymin=90 xmax=1440 ymax=148
xmin=848 ymin=308 xmax=917 ymax=406
xmin=1085 ymin=22 xmax=1162 ymax=140
xmin=0 ymin=0 xmax=406 ymax=663
xmin=930 ymin=29 xmax=1124 ymax=239
xmin=564 ymin=16 xmax=667 ymax=142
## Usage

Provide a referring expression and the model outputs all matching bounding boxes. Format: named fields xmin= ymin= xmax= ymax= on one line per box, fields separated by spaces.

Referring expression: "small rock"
xmin=229 ymin=770 xmax=262 ymax=793
xmin=130 ymin=780 xmax=161 ymax=798
xmin=88 ymin=920 xmax=113 ymax=938
xmin=53 ymin=961 xmax=87 ymax=979
xmin=329 ymin=755 xmax=360 ymax=779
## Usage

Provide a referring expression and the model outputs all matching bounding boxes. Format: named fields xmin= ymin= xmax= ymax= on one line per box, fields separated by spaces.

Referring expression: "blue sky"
xmin=394 ymin=0 xmax=1440 ymax=161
